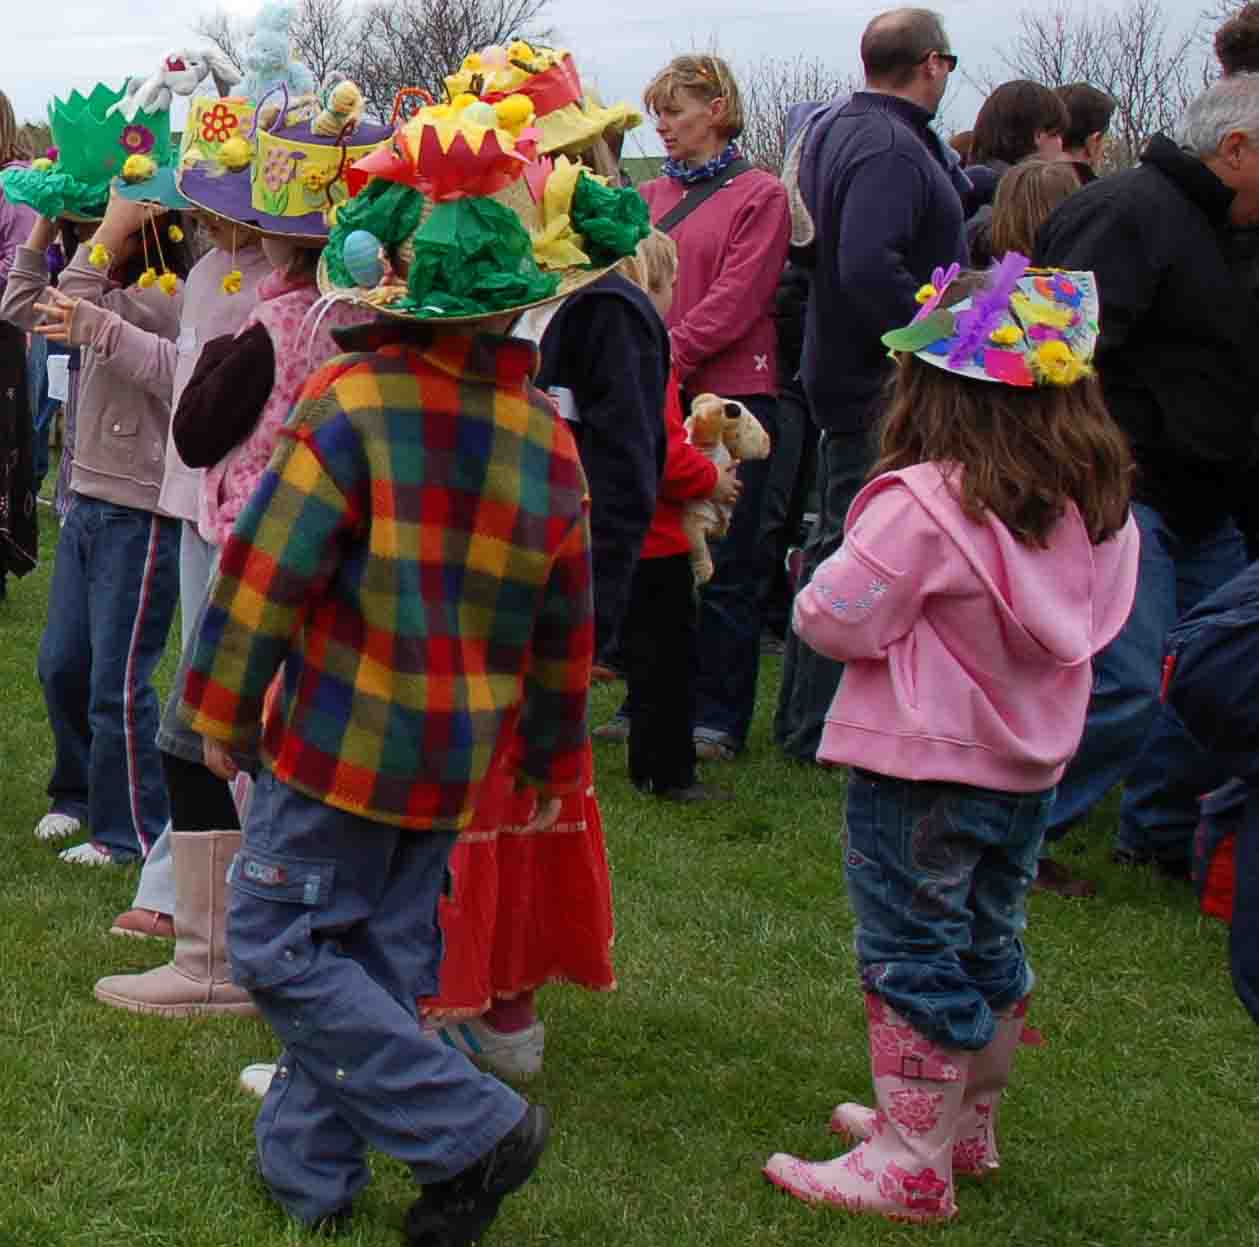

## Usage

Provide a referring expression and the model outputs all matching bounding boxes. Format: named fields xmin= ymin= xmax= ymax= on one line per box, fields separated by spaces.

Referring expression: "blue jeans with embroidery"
xmin=228 ymin=771 xmax=525 ymax=1226
xmin=844 ymin=768 xmax=1054 ymax=1050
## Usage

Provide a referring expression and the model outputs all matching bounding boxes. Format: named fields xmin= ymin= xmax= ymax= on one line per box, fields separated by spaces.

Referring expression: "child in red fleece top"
xmin=618 ymin=231 xmax=742 ymax=801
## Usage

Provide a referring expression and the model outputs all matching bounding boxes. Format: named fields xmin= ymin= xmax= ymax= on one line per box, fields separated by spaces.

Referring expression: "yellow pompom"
xmin=914 ymin=283 xmax=938 ymax=305
xmin=137 ymin=267 xmax=157 ymax=288
xmin=168 ymin=225 xmax=184 ymax=243
xmin=222 ymin=269 xmax=242 ymax=295
xmin=449 ymin=92 xmax=480 ymax=112
xmin=989 ymin=324 xmax=1023 ymax=347
xmin=463 ymin=53 xmax=483 ymax=71
xmin=121 ymin=154 xmax=157 ymax=183
xmin=158 ymin=272 xmax=178 ymax=296
xmin=218 ymin=136 xmax=253 ymax=171
xmin=493 ymin=94 xmax=535 ymax=134
xmin=1030 ymin=339 xmax=1090 ymax=386
xmin=88 ymin=244 xmax=111 ymax=270
xmin=508 ymin=40 xmax=535 ymax=61
xmin=31 ymin=157 xmax=53 ymax=172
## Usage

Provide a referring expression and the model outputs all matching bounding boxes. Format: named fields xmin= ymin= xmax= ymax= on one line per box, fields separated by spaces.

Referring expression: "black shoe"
xmin=655 ymin=782 xmax=733 ymax=804
xmin=1111 ymin=847 xmax=1192 ymax=881
xmin=405 ymin=1105 xmax=551 ymax=1247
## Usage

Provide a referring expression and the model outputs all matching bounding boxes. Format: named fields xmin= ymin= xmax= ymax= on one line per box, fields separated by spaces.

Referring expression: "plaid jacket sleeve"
xmin=179 ymin=391 xmax=358 ymax=751
xmin=516 ymin=506 xmax=595 ymax=798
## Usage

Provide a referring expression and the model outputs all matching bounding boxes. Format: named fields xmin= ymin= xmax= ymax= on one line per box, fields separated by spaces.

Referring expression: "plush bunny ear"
xmin=204 ymin=47 xmax=244 ymax=96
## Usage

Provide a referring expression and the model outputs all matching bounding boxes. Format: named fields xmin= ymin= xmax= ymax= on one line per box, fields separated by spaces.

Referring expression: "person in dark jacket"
xmin=526 ymin=272 xmax=667 ymax=661
xmin=1033 ymin=74 xmax=1259 ymax=880
xmin=775 ymin=5 xmax=968 ymax=763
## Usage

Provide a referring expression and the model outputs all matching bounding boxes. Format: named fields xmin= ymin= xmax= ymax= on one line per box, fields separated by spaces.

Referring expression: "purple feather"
xmin=947 ymin=252 xmax=1030 ymax=368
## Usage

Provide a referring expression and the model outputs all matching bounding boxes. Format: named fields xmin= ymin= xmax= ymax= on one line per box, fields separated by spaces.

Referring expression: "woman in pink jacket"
xmin=762 ymin=258 xmax=1139 ymax=1222
xmin=639 ymin=55 xmax=790 ymax=762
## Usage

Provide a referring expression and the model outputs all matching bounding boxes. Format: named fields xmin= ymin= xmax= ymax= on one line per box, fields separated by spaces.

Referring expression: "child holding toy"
xmin=763 ymin=256 xmax=1139 ymax=1221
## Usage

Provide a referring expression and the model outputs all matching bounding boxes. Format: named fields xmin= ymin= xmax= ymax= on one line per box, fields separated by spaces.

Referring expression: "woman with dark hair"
xmin=966 ymin=80 xmax=1069 ymax=265
xmin=0 ymin=88 xmax=36 ymax=601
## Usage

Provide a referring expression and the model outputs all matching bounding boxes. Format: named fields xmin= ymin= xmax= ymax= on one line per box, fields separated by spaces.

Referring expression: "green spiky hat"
xmin=0 ymin=82 xmax=173 ymax=221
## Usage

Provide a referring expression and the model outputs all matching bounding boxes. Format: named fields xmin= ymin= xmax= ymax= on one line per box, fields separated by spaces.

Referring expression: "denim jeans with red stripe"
xmin=38 ymin=493 xmax=178 ymax=861
xmin=843 ymin=768 xmax=1054 ymax=1050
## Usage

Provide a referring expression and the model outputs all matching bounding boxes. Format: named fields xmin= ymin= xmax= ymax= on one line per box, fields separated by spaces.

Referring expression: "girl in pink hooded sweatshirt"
xmin=763 ymin=257 xmax=1139 ymax=1222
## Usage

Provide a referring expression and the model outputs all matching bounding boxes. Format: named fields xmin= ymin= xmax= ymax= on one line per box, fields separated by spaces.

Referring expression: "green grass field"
xmin=1 ymin=504 xmax=1256 ymax=1247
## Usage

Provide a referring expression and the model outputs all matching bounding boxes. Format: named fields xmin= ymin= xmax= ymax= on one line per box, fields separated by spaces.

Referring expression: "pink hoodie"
xmin=794 ymin=463 xmax=1140 ymax=792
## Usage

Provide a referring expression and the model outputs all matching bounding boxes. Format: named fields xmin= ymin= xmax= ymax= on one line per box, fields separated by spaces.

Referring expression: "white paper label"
xmin=46 ymin=354 xmax=69 ymax=402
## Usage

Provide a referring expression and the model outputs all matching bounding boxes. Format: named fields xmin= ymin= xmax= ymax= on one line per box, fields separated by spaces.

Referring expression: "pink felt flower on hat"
xmin=120 ymin=124 xmax=156 ymax=156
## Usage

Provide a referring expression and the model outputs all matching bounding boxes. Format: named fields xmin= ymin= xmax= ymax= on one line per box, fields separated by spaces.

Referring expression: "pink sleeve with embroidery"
xmin=793 ymin=483 xmax=940 ymax=661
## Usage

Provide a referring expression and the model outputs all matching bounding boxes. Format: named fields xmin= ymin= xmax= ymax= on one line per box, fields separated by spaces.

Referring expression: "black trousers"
xmin=623 ymin=552 xmax=699 ymax=792
xmin=160 ymin=749 xmax=240 ymax=832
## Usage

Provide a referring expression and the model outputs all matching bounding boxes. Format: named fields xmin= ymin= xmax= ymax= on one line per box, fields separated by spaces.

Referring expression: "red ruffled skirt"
xmin=421 ymin=740 xmax=616 ymax=1019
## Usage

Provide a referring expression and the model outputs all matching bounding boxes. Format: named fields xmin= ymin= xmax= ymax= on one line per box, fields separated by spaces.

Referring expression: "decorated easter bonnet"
xmin=316 ymin=90 xmax=651 ymax=323
xmin=445 ymin=41 xmax=642 ymax=157
xmin=881 ymin=253 xmax=1100 ymax=388
xmin=177 ymin=76 xmax=392 ymax=242
xmin=0 ymin=82 xmax=175 ymax=221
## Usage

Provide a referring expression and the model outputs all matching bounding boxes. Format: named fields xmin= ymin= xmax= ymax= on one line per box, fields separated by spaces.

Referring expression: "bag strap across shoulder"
xmin=656 ymin=158 xmax=755 ymax=234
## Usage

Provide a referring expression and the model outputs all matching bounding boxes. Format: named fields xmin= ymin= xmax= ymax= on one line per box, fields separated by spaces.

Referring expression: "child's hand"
xmin=93 ymin=189 xmax=153 ymax=252
xmin=203 ymin=738 xmax=240 ymax=781
xmin=710 ymin=463 xmax=742 ymax=506
xmin=32 ymin=288 xmax=89 ymax=345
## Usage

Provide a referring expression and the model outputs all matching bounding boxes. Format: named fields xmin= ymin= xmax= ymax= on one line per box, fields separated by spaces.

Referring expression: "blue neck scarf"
xmin=663 ymin=141 xmax=741 ymax=186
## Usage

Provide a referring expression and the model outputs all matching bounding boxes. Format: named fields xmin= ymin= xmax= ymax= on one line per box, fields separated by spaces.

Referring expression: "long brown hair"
xmin=874 ymin=281 xmax=1131 ymax=547
xmin=0 ymin=91 xmax=30 ymax=167
xmin=990 ymin=159 xmax=1080 ymax=259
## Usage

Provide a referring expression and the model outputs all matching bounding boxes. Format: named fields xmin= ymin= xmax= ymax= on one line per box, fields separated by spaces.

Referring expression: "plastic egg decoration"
xmin=343 ymin=229 xmax=384 ymax=288
xmin=460 ymin=101 xmax=499 ymax=130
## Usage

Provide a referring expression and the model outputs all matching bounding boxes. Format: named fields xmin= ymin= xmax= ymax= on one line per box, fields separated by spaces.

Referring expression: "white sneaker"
xmin=239 ymin=1063 xmax=277 ymax=1098
xmin=431 ymin=1018 xmax=546 ymax=1080
xmin=58 ymin=841 xmax=114 ymax=866
xmin=35 ymin=812 xmax=81 ymax=842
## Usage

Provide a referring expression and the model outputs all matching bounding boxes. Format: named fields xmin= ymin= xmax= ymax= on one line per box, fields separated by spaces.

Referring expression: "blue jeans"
xmin=229 ymin=771 xmax=525 ymax=1225
xmin=1046 ymin=503 xmax=1246 ymax=861
xmin=38 ymin=494 xmax=178 ymax=861
xmin=844 ymin=769 xmax=1053 ymax=1050
xmin=774 ymin=428 xmax=874 ymax=762
xmin=692 ymin=394 xmax=779 ymax=752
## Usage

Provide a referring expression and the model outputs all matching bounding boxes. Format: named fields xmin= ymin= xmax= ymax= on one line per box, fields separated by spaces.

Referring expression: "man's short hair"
xmin=1178 ymin=72 xmax=1259 ymax=156
xmin=1054 ymin=84 xmax=1116 ymax=151
xmin=1217 ymin=3 xmax=1259 ymax=76
xmin=861 ymin=8 xmax=949 ymax=88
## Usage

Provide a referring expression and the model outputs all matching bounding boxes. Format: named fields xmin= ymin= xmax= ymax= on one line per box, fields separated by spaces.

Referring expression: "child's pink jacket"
xmin=794 ymin=463 xmax=1140 ymax=792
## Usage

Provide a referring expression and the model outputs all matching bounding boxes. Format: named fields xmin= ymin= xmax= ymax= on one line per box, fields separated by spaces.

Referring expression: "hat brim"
xmin=535 ymin=101 xmax=642 ymax=156
xmin=114 ymin=167 xmax=190 ymax=212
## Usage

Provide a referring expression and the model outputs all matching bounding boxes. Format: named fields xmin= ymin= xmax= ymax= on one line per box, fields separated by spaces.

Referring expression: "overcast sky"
xmin=3 ymin=0 xmax=1212 ymax=157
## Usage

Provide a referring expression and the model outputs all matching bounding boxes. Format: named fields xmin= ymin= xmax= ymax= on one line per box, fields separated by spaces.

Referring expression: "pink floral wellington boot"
xmin=764 ymin=994 xmax=968 ymax=1222
xmin=829 ymin=995 xmax=1031 ymax=1177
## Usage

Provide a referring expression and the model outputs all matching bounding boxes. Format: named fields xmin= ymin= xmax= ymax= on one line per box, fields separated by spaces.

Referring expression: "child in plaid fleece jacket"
xmin=178 ymin=318 xmax=593 ymax=1230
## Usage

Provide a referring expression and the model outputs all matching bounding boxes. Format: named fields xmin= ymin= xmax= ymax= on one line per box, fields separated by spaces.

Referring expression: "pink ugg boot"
xmin=829 ymin=995 xmax=1030 ymax=1177
xmin=764 ymin=994 xmax=968 ymax=1221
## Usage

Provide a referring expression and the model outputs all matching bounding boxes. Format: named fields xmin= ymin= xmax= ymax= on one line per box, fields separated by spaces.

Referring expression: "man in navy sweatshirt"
xmin=775 ymin=6 xmax=968 ymax=764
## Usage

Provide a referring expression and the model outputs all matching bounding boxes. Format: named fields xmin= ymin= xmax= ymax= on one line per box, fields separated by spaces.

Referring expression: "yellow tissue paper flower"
xmin=32 ymin=157 xmax=53 ymax=172
xmin=532 ymin=214 xmax=591 ymax=270
xmin=1030 ymin=339 xmax=1090 ymax=386
xmin=222 ymin=269 xmax=242 ymax=295
xmin=218 ymin=136 xmax=253 ymax=171
xmin=543 ymin=156 xmax=587 ymax=226
xmin=121 ymin=154 xmax=156 ymax=183
xmin=168 ymin=225 xmax=184 ymax=243
xmin=88 ymin=244 xmax=111 ymax=270
xmin=989 ymin=324 xmax=1023 ymax=347
xmin=915 ymin=283 xmax=938 ymax=305
xmin=137 ymin=267 xmax=157 ymax=288
xmin=494 ymin=94 xmax=535 ymax=135
xmin=158 ymin=272 xmax=178 ymax=296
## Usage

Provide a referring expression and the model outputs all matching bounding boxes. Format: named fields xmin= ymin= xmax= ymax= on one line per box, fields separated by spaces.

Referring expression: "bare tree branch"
xmin=735 ymin=55 xmax=858 ymax=173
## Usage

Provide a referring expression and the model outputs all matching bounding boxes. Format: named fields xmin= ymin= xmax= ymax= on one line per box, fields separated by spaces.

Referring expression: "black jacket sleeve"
xmin=172 ymin=323 xmax=277 ymax=468
xmin=538 ymin=280 xmax=667 ymax=657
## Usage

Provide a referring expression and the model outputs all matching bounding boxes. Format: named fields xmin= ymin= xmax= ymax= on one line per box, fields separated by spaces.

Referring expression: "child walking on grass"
xmin=763 ymin=256 xmax=1139 ymax=1221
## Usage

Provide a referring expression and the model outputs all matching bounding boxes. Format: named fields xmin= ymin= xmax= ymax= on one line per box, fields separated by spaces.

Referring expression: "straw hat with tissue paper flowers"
xmin=445 ymin=41 xmax=642 ymax=158
xmin=881 ymin=253 xmax=1099 ymax=388
xmin=317 ymin=89 xmax=651 ymax=323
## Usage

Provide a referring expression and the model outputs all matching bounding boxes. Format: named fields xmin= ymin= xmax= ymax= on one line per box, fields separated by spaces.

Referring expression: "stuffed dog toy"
xmin=681 ymin=392 xmax=771 ymax=585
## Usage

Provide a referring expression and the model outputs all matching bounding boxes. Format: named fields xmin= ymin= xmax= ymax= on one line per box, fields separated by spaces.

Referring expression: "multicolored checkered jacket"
xmin=180 ymin=323 xmax=594 ymax=832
